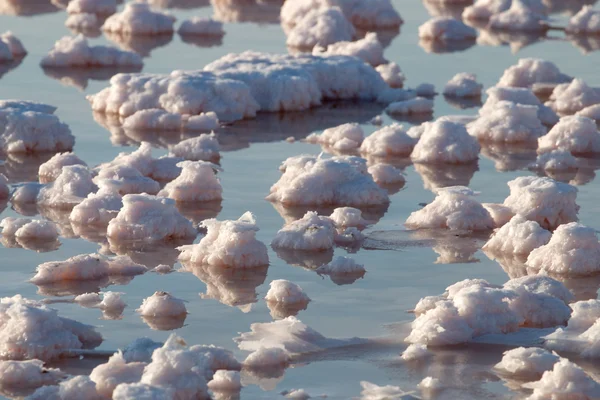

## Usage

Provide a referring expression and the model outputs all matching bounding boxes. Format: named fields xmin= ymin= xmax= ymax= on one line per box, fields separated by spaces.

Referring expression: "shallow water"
xmin=1 ymin=0 xmax=600 ymax=399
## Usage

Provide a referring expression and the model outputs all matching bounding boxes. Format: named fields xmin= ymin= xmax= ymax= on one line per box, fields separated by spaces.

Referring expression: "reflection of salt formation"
xmin=316 ymin=255 xmax=366 ymax=284
xmin=420 ymin=35 xmax=477 ymax=53
xmin=569 ymin=33 xmax=600 ymax=54
xmin=139 ymin=0 xmax=210 ymax=8
xmin=0 ymin=0 xmax=59 ymax=15
xmin=409 ymin=228 xmax=486 ymax=264
xmin=103 ymin=31 xmax=173 ymax=57
xmin=359 ymin=381 xmax=417 ymax=400
xmin=385 ymin=97 xmax=434 ymax=116
xmin=65 ymin=13 xmax=103 ymax=38
xmin=423 ymin=0 xmax=469 ymax=19
xmin=241 ymin=347 xmax=289 ymax=391
xmin=211 ymin=0 xmax=282 ymax=24
xmin=183 ymin=262 xmax=268 ymax=312
xmin=265 ymin=279 xmax=311 ymax=319
xmin=477 ymin=28 xmax=546 ymax=54
xmin=480 ymin=142 xmax=537 ymax=171
xmin=543 ymin=0 xmax=597 ymax=14
xmin=0 ymin=153 xmax=52 ymax=183
xmin=43 ymin=64 xmax=143 ymax=90
xmin=414 ymin=162 xmax=478 ymax=192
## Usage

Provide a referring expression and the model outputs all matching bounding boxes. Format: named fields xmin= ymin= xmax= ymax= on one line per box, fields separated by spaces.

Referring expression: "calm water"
xmin=1 ymin=0 xmax=600 ymax=399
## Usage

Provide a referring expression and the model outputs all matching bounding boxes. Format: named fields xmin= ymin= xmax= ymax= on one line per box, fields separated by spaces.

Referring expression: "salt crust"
xmin=547 ymin=78 xmax=600 ymax=115
xmin=37 ymin=165 xmax=96 ymax=207
xmin=567 ymin=6 xmax=600 ymax=34
xmin=265 ymin=280 xmax=311 ymax=306
xmin=67 ymin=0 xmax=116 ymax=15
xmin=494 ymin=347 xmax=559 ymax=378
xmin=0 ymin=217 xmax=59 ymax=241
xmin=168 ymin=133 xmax=220 ymax=162
xmin=386 ymin=97 xmax=434 ymax=115
xmin=538 ymin=115 xmax=600 ymax=155
xmin=496 ymin=58 xmax=570 ymax=89
xmin=69 ymin=186 xmax=122 ymax=226
xmin=376 ymin=62 xmax=405 ymax=88
xmin=524 ymin=358 xmax=600 ymax=400
xmin=480 ymin=86 xmax=558 ymax=126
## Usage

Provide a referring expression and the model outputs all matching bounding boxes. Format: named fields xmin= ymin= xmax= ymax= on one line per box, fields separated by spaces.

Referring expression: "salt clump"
xmin=496 ymin=58 xmax=570 ymax=89
xmin=494 ymin=347 xmax=559 ymax=378
xmin=0 ymin=218 xmax=58 ymax=241
xmin=107 ymin=194 xmax=196 ymax=243
xmin=386 ymin=97 xmax=434 ymax=115
xmin=443 ymin=73 xmax=483 ymax=98
xmin=89 ymin=351 xmax=145 ymax=398
xmin=524 ymin=358 xmax=600 ymax=400
xmin=271 ymin=211 xmax=336 ymax=251
xmin=545 ymin=299 xmax=600 ymax=357
xmin=41 ymin=35 xmax=143 ymax=67
xmin=69 ymin=186 xmax=122 ymax=226
xmin=286 ymin=8 xmax=355 ymax=49
xmin=329 ymin=207 xmax=369 ymax=229
xmin=482 ymin=215 xmax=551 ymax=256
xmin=488 ymin=0 xmax=547 ymax=32
xmin=376 ymin=62 xmax=405 ymax=88
xmin=27 ymin=375 xmax=102 ymax=400
xmin=502 ymin=176 xmax=579 ymax=230
xmin=102 ymin=3 xmax=176 ymax=35
xmin=418 ymin=17 xmax=477 ymax=41
xmin=168 ymin=133 xmax=220 ymax=162
xmin=178 ymin=212 xmax=269 ymax=268
xmin=411 ymin=120 xmax=480 ymax=163
xmin=266 ymin=280 xmax=311 ymax=307
xmin=405 ymin=186 xmax=495 ymax=231
xmin=401 ymin=343 xmax=430 ymax=361
xmin=537 ymin=115 xmax=600 ymax=155
xmin=137 ymin=291 xmax=187 ymax=317
xmin=467 ymin=101 xmax=547 ymax=143
xmin=368 ymin=163 xmax=405 ymax=186
xmin=244 ymin=346 xmax=291 ymax=369
xmin=178 ymin=17 xmax=224 ymax=36
xmin=38 ymin=152 xmax=87 ymax=183
xmin=0 ymin=31 xmax=26 ymax=62
xmin=312 ymin=32 xmax=386 ymax=67
xmin=480 ymin=86 xmax=558 ymax=126
xmin=577 ymin=104 xmax=600 ymax=120
xmin=37 ymin=165 xmax=96 ymax=207
xmin=547 ymin=78 xmax=600 ymax=115
xmin=208 ymin=370 xmax=241 ymax=392
xmin=67 ymin=0 xmax=116 ymax=15
xmin=267 ymin=155 xmax=388 ymax=207
xmin=359 ymin=381 xmax=414 ymax=399
xmin=305 ymin=123 xmax=364 ymax=152
xmin=157 ymin=161 xmax=222 ymax=202
xmin=566 ymin=6 xmax=600 ymax=34
xmin=75 ymin=291 xmax=126 ymax=317
xmin=0 ymin=359 xmax=65 ymax=390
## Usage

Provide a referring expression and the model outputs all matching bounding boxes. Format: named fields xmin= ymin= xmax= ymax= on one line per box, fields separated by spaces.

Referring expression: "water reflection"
xmin=140 ymin=0 xmax=210 ymax=8
xmin=569 ymin=34 xmax=600 ymax=54
xmin=0 ymin=152 xmax=53 ymax=183
xmin=0 ymin=0 xmax=59 ymax=15
xmin=414 ymin=162 xmax=479 ymax=192
xmin=480 ymin=142 xmax=537 ymax=172
xmin=104 ymin=32 xmax=174 ymax=57
xmin=42 ymin=65 xmax=143 ymax=91
xmin=476 ymin=29 xmax=548 ymax=54
xmin=179 ymin=33 xmax=223 ymax=48
xmin=419 ymin=38 xmax=477 ymax=54
xmin=444 ymin=95 xmax=482 ymax=110
xmin=422 ymin=0 xmax=468 ymax=19
xmin=542 ymin=0 xmax=597 ymax=15
xmin=211 ymin=0 xmax=282 ymax=24
xmin=0 ymin=57 xmax=23 ymax=80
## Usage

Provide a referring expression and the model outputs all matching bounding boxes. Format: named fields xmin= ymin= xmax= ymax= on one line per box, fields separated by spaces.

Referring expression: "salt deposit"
xmin=178 ymin=17 xmax=224 ymax=36
xmin=306 ymin=123 xmax=364 ymax=152
xmin=480 ymin=86 xmax=558 ymax=126
xmin=488 ymin=0 xmax=547 ymax=32
xmin=401 ymin=343 xmax=431 ymax=361
xmin=137 ymin=291 xmax=187 ymax=317
xmin=418 ymin=17 xmax=477 ymax=41
xmin=208 ymin=370 xmax=241 ymax=392
xmin=359 ymin=381 xmax=415 ymax=400
xmin=411 ymin=120 xmax=480 ymax=164
xmin=443 ymin=73 xmax=483 ymax=98
xmin=66 ymin=0 xmax=116 ymax=15
xmin=89 ymin=351 xmax=145 ymax=398
xmin=547 ymin=78 xmax=600 ymax=115
xmin=482 ymin=215 xmax=551 ymax=256
xmin=406 ymin=186 xmax=495 ymax=231
xmin=286 ymin=8 xmax=355 ymax=49
xmin=482 ymin=203 xmax=514 ymax=227
xmin=102 ymin=3 xmax=176 ymax=35
xmin=244 ymin=347 xmax=291 ymax=369
xmin=37 ymin=165 xmax=95 ymax=208
xmin=494 ymin=347 xmax=559 ymax=378
xmin=0 ymin=31 xmax=26 ymax=62
xmin=524 ymin=358 xmax=600 ymax=400
xmin=467 ymin=101 xmax=547 ymax=143
xmin=41 ymin=35 xmax=143 ymax=67
xmin=375 ymin=62 xmax=405 ymax=88
xmin=538 ymin=115 xmax=600 ymax=155
xmin=544 ymin=299 xmax=600 ymax=357
xmin=27 ymin=375 xmax=102 ymax=400
xmin=0 ymin=295 xmax=102 ymax=360
xmin=329 ymin=207 xmax=369 ymax=229
xmin=0 ymin=359 xmax=65 ymax=389
xmin=418 ymin=377 xmax=442 ymax=392
xmin=266 ymin=280 xmax=311 ymax=306
xmin=0 ymin=218 xmax=58 ymax=241
xmin=312 ymin=32 xmax=386 ymax=67
xmin=38 ymin=152 xmax=87 ymax=183
xmin=416 ymin=83 xmax=436 ymax=97
xmin=69 ymin=186 xmax=122 ymax=226
xmin=502 ymin=176 xmax=579 ymax=230
xmin=386 ymin=97 xmax=434 ymax=115
xmin=178 ymin=212 xmax=269 ymax=268
xmin=107 ymin=194 xmax=196 ymax=243
xmin=168 ymin=133 xmax=220 ymax=162
xmin=121 ymin=337 xmax=163 ymax=363
xmin=496 ymin=58 xmax=570 ymax=89
xmin=567 ymin=6 xmax=600 ymax=34
xmin=577 ymin=104 xmax=600 ymax=120
xmin=157 ymin=161 xmax=222 ymax=202
xmin=267 ymin=155 xmax=388 ymax=207
xmin=271 ymin=211 xmax=336 ymax=251
xmin=75 ymin=291 xmax=127 ymax=317
xmin=112 ymin=382 xmax=173 ymax=399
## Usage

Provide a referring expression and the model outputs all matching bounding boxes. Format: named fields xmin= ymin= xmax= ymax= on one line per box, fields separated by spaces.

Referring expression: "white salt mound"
xmin=122 ymin=109 xmax=183 ymax=131
xmin=178 ymin=212 xmax=269 ymax=268
xmin=312 ymin=32 xmax=386 ymax=67
xmin=376 ymin=62 xmax=405 ymax=88
xmin=566 ymin=6 xmax=600 ymax=34
xmin=112 ymin=382 xmax=173 ymax=399
xmin=368 ymin=164 xmax=406 ymax=185
xmin=178 ymin=17 xmax=224 ymax=36
xmin=67 ymin=0 xmax=116 ymax=15
xmin=488 ymin=0 xmax=547 ymax=32
xmin=411 ymin=120 xmax=480 ymax=164
xmin=27 ymin=375 xmax=102 ymax=400
xmin=482 ymin=215 xmax=551 ymax=256
xmin=537 ymin=115 xmax=600 ymax=155
xmin=306 ymin=122 xmax=364 ymax=152
xmin=107 ymin=193 xmax=196 ymax=243
xmin=286 ymin=7 xmax=356 ymax=49
xmin=102 ymin=3 xmax=176 ymax=35
xmin=244 ymin=346 xmax=291 ymax=368
xmin=69 ymin=186 xmax=122 ymax=226
xmin=37 ymin=165 xmax=96 ymax=208
xmin=137 ymin=291 xmax=187 ymax=317
xmin=266 ymin=280 xmax=311 ymax=306
xmin=577 ymin=104 xmax=600 ymax=120
xmin=482 ymin=203 xmax=514 ymax=228
xmin=496 ymin=58 xmax=569 ymax=89
xmin=418 ymin=377 xmax=442 ymax=391
xmin=0 ymin=359 xmax=65 ymax=389
xmin=3 ymin=218 xmax=59 ymax=241
xmin=41 ymin=35 xmax=143 ymax=67
xmin=480 ymin=86 xmax=558 ymax=126
xmin=502 ymin=176 xmax=579 ymax=230
xmin=271 ymin=211 xmax=336 ymax=251
xmin=168 ymin=133 xmax=220 ymax=162
xmin=89 ymin=351 xmax=145 ymax=398
xmin=386 ymin=97 xmax=434 ymax=115
xmin=38 ymin=152 xmax=87 ymax=183
xmin=443 ymin=73 xmax=483 ymax=98
xmin=31 ymin=254 xmax=111 ymax=285
xmin=418 ymin=17 xmax=477 ymax=41
xmin=329 ymin=207 xmax=369 ymax=229
xmin=524 ymin=358 xmax=600 ymax=400
xmin=157 ymin=161 xmax=222 ymax=202
xmin=406 ymin=186 xmax=494 ymax=231
xmin=359 ymin=381 xmax=414 ymax=400
xmin=545 ymin=299 xmax=600 ymax=358
xmin=0 ymin=31 xmax=26 ymax=62
xmin=494 ymin=347 xmax=559 ymax=378
xmin=416 ymin=83 xmax=436 ymax=97
xmin=547 ymin=78 xmax=600 ymax=115
xmin=207 ymin=370 xmax=241 ymax=392
xmin=401 ymin=343 xmax=431 ymax=361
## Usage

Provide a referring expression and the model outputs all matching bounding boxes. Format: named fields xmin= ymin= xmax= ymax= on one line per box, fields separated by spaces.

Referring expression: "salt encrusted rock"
xmin=480 ymin=86 xmax=558 ymax=126
xmin=494 ymin=347 xmax=559 ymax=379
xmin=312 ymin=32 xmax=386 ymax=67
xmin=305 ymin=123 xmax=364 ymax=152
xmin=547 ymin=78 xmax=600 ymax=115
xmin=37 ymin=165 xmax=96 ymax=207
xmin=267 ymin=155 xmax=389 ymax=207
xmin=41 ymin=35 xmax=143 ymax=67
xmin=0 ymin=31 xmax=26 ymax=62
xmin=496 ymin=58 xmax=570 ymax=89
xmin=178 ymin=17 xmax=224 ymax=36
xmin=406 ymin=186 xmax=495 ymax=231
xmin=168 ymin=133 xmax=220 ymax=162
xmin=502 ymin=176 xmax=579 ymax=230
xmin=488 ymin=0 xmax=547 ymax=32
xmin=178 ymin=212 xmax=269 ymax=268
xmin=102 ymin=3 xmax=176 ymax=35
xmin=386 ymin=97 xmax=434 ymax=115
xmin=38 ymin=152 xmax=87 ymax=183
xmin=443 ymin=73 xmax=483 ymax=98
xmin=566 ymin=6 xmax=600 ymax=34
xmin=286 ymin=7 xmax=356 ymax=49
xmin=272 ymin=211 xmax=337 ymax=251
xmin=137 ymin=291 xmax=187 ymax=317
xmin=467 ymin=101 xmax=546 ymax=143
xmin=411 ymin=120 xmax=480 ymax=164
xmin=69 ymin=187 xmax=122 ymax=226
xmin=157 ymin=161 xmax=222 ymax=202
xmin=483 ymin=215 xmax=551 ymax=256
xmin=376 ymin=62 xmax=405 ymax=88
xmin=418 ymin=17 xmax=477 ymax=41
xmin=524 ymin=359 xmax=600 ymax=400
xmin=67 ymin=0 xmax=116 ymax=15
xmin=538 ymin=115 xmax=600 ymax=155
xmin=107 ymin=194 xmax=196 ymax=243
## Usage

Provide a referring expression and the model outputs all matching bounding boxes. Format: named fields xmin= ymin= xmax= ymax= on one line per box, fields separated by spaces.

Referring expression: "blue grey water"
xmin=1 ymin=0 xmax=600 ymax=398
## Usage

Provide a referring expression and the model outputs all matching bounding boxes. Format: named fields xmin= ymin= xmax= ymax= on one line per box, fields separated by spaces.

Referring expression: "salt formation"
xmin=38 ymin=152 xmax=87 ymax=183
xmin=69 ymin=187 xmax=122 ymax=226
xmin=0 ymin=359 xmax=65 ymax=390
xmin=265 ymin=280 xmax=311 ymax=307
xmin=0 ymin=295 xmax=102 ymax=360
xmin=566 ymin=6 xmax=600 ymax=34
xmin=178 ymin=212 xmax=269 ymax=268
xmin=0 ymin=31 xmax=26 ymax=62
xmin=545 ymin=299 xmax=600 ymax=357
xmin=312 ymin=32 xmax=386 ymax=67
xmin=526 ymin=222 xmax=600 ymax=276
xmin=112 ymin=382 xmax=173 ymax=399
xmin=411 ymin=120 xmax=480 ymax=163
xmin=0 ymin=218 xmax=58 ymax=241
xmin=547 ymin=78 xmax=600 ymax=115
xmin=359 ymin=381 xmax=414 ymax=399
xmin=41 ymin=35 xmax=143 ymax=67
xmin=494 ymin=347 xmax=559 ymax=378
xmin=75 ymin=291 xmax=126 ymax=317
xmin=168 ymin=134 xmax=220 ymax=162
xmin=65 ymin=13 xmax=99 ymax=31
xmin=482 ymin=215 xmax=551 ymax=256
xmin=102 ymin=3 xmax=176 ymax=35
xmin=267 ymin=155 xmax=389 ymax=207
xmin=137 ymin=291 xmax=187 ymax=317
xmin=502 ymin=176 xmax=579 ymax=230
xmin=271 ymin=211 xmax=336 ymax=251
xmin=480 ymin=86 xmax=558 ymax=126
xmin=280 ymin=0 xmax=403 ymax=30
xmin=443 ymin=73 xmax=483 ymax=98
xmin=406 ymin=186 xmax=495 ymax=231
xmin=467 ymin=101 xmax=547 ymax=143
xmin=157 ymin=161 xmax=222 ymax=202
xmin=89 ymin=352 xmax=145 ymax=398
xmin=66 ymin=0 xmax=116 ymax=15
xmin=0 ymin=101 xmax=74 ymax=154
xmin=243 ymin=347 xmax=291 ymax=369
xmin=524 ymin=358 xmax=600 ymax=399
xmin=305 ymin=123 xmax=364 ymax=152
xmin=577 ymin=104 xmax=600 ymax=120
xmin=286 ymin=8 xmax=356 ymax=49
xmin=37 ymin=165 xmax=96 ymax=207
xmin=329 ymin=207 xmax=369 ymax=229
xmin=488 ymin=0 xmax=547 ymax=32
xmin=107 ymin=194 xmax=196 ymax=243
xmin=538 ymin=116 xmax=600 ymax=156
xmin=376 ymin=62 xmax=405 ymax=88
xmin=463 ymin=0 xmax=547 ymax=22
xmin=401 ymin=343 xmax=430 ymax=361
xmin=496 ymin=58 xmax=570 ymax=89
xmin=406 ymin=276 xmax=571 ymax=345
xmin=207 ymin=370 xmax=241 ymax=392
xmin=27 ymin=375 xmax=101 ymax=400
xmin=386 ymin=97 xmax=434 ymax=115
xmin=178 ymin=17 xmax=225 ymax=36
xmin=418 ymin=17 xmax=477 ymax=41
